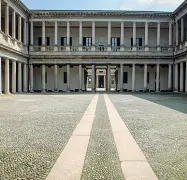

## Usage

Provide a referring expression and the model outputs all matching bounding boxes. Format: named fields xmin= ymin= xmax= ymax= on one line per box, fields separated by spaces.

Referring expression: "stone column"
xmin=30 ymin=21 xmax=33 ymax=46
xmin=4 ymin=58 xmax=10 ymax=94
xmin=145 ymin=22 xmax=149 ymax=51
xmin=18 ymin=16 xmax=22 ymax=42
xmin=23 ymin=63 xmax=27 ymax=93
xmin=92 ymin=65 xmax=95 ymax=91
xmin=0 ymin=57 xmax=2 ymax=94
xmin=185 ymin=61 xmax=187 ymax=92
xmin=144 ymin=64 xmax=148 ymax=91
xmin=42 ymin=21 xmax=46 ymax=51
xmin=54 ymin=64 xmax=58 ymax=92
xmin=18 ymin=62 xmax=22 ymax=93
xmin=175 ymin=63 xmax=178 ymax=92
xmin=107 ymin=65 xmax=111 ymax=92
xmin=79 ymin=21 xmax=82 ymax=51
xmin=12 ymin=60 xmax=16 ymax=94
xmin=92 ymin=21 xmax=95 ymax=51
xmin=180 ymin=62 xmax=184 ymax=92
xmin=120 ymin=64 xmax=123 ymax=92
xmin=67 ymin=64 xmax=70 ymax=92
xmin=79 ymin=64 xmax=82 ymax=91
xmin=169 ymin=22 xmax=172 ymax=47
xmin=66 ymin=21 xmax=70 ymax=51
xmin=168 ymin=64 xmax=172 ymax=91
xmin=157 ymin=22 xmax=161 ymax=51
xmin=30 ymin=64 xmax=34 ymax=92
xmin=12 ymin=9 xmax=16 ymax=39
xmin=133 ymin=22 xmax=136 ymax=51
xmin=5 ymin=3 xmax=9 ymax=36
xmin=54 ymin=21 xmax=58 ymax=51
xmin=24 ymin=20 xmax=27 ymax=45
xmin=132 ymin=64 xmax=135 ymax=91
xmin=108 ymin=21 xmax=111 ymax=51
xmin=176 ymin=21 xmax=179 ymax=46
xmin=42 ymin=65 xmax=46 ymax=92
xmin=156 ymin=64 xmax=160 ymax=92
xmin=120 ymin=22 xmax=124 ymax=51
xmin=181 ymin=18 xmax=184 ymax=43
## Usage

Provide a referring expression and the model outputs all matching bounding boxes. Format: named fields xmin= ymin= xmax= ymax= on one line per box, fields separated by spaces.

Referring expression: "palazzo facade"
xmin=0 ymin=0 xmax=187 ymax=93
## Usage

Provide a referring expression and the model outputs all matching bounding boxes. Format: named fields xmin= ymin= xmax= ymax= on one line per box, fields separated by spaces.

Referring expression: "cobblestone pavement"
xmin=81 ymin=95 xmax=124 ymax=180
xmin=0 ymin=94 xmax=94 ymax=180
xmin=109 ymin=93 xmax=187 ymax=180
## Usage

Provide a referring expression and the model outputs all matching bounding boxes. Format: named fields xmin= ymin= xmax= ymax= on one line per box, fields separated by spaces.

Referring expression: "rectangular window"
xmin=64 ymin=72 xmax=67 ymax=84
xmin=147 ymin=72 xmax=149 ymax=84
xmin=61 ymin=37 xmax=72 ymax=46
xmin=111 ymin=37 xmax=120 ymax=46
xmin=38 ymin=37 xmax=42 ymax=46
xmin=131 ymin=38 xmax=142 ymax=46
xmin=123 ymin=72 xmax=128 ymax=84
xmin=45 ymin=72 xmax=47 ymax=84
xmin=38 ymin=37 xmax=50 ymax=46
xmin=83 ymin=37 xmax=92 ymax=46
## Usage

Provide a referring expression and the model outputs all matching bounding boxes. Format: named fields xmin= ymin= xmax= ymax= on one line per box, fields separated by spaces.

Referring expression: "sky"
xmin=21 ymin=0 xmax=184 ymax=12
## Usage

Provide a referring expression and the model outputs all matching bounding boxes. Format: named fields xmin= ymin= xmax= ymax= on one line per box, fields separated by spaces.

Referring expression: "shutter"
xmin=70 ymin=37 xmax=72 ymax=46
xmin=90 ymin=37 xmax=92 ymax=46
xmin=83 ymin=37 xmax=86 ymax=46
xmin=61 ymin=37 xmax=64 ymax=46
xmin=38 ymin=37 xmax=42 ymax=46
xmin=117 ymin=38 xmax=120 ymax=46
xmin=47 ymin=37 xmax=50 ymax=46
xmin=131 ymin=38 xmax=133 ymax=46
xmin=64 ymin=72 xmax=67 ymax=84
xmin=139 ymin=38 xmax=142 ymax=46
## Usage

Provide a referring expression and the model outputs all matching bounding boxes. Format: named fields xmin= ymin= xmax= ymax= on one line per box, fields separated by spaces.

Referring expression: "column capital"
xmin=157 ymin=21 xmax=161 ymax=25
xmin=5 ymin=2 xmax=9 ymax=7
xmin=92 ymin=21 xmax=95 ymax=23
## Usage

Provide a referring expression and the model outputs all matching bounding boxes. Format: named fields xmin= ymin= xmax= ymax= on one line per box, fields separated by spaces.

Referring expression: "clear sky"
xmin=21 ymin=0 xmax=184 ymax=12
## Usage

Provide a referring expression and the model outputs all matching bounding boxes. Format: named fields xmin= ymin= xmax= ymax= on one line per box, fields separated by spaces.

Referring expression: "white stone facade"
xmin=0 ymin=0 xmax=187 ymax=93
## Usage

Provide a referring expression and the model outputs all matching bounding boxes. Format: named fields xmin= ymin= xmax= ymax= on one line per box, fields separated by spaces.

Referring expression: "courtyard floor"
xmin=0 ymin=93 xmax=187 ymax=180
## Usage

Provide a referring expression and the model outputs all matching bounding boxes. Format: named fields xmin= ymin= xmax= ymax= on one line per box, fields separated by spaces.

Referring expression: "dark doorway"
xmin=98 ymin=75 xmax=104 ymax=88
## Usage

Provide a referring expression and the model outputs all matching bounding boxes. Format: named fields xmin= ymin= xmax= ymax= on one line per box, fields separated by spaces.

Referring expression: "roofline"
xmin=173 ymin=0 xmax=186 ymax=15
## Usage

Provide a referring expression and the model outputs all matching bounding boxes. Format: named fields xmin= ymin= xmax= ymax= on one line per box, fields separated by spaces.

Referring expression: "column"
xmin=0 ymin=0 xmax=1 ymax=31
xmin=54 ymin=21 xmax=58 ymax=51
xmin=92 ymin=21 xmax=95 ymax=51
xmin=12 ymin=60 xmax=16 ymax=93
xmin=120 ymin=22 xmax=124 ymax=51
xmin=18 ymin=62 xmax=22 ymax=93
xmin=145 ymin=22 xmax=149 ymax=47
xmin=12 ymin=9 xmax=16 ymax=39
xmin=4 ymin=58 xmax=10 ymax=94
xmin=54 ymin=65 xmax=58 ymax=92
xmin=168 ymin=64 xmax=172 ymax=91
xmin=185 ymin=62 xmax=187 ymax=92
xmin=18 ymin=16 xmax=22 ymax=42
xmin=120 ymin=64 xmax=123 ymax=92
xmin=156 ymin=64 xmax=160 ymax=92
xmin=23 ymin=63 xmax=27 ymax=93
xmin=107 ymin=65 xmax=111 ymax=92
xmin=169 ymin=22 xmax=172 ymax=47
xmin=92 ymin=65 xmax=95 ymax=91
xmin=175 ymin=63 xmax=178 ymax=92
xmin=66 ymin=21 xmax=70 ymax=51
xmin=30 ymin=21 xmax=33 ymax=45
xmin=30 ymin=64 xmax=34 ymax=92
xmin=42 ymin=21 xmax=46 ymax=51
xmin=42 ymin=65 xmax=46 ymax=92
xmin=157 ymin=22 xmax=161 ymax=51
xmin=144 ymin=64 xmax=148 ymax=91
xmin=181 ymin=18 xmax=184 ymax=43
xmin=176 ymin=21 xmax=179 ymax=46
xmin=79 ymin=21 xmax=82 ymax=51
xmin=24 ymin=20 xmax=27 ymax=45
xmin=67 ymin=64 xmax=70 ymax=92
xmin=0 ymin=57 xmax=2 ymax=94
xmin=108 ymin=21 xmax=111 ymax=51
xmin=79 ymin=64 xmax=82 ymax=91
xmin=5 ymin=3 xmax=9 ymax=36
xmin=133 ymin=22 xmax=136 ymax=51
xmin=180 ymin=62 xmax=184 ymax=92
xmin=132 ymin=64 xmax=135 ymax=91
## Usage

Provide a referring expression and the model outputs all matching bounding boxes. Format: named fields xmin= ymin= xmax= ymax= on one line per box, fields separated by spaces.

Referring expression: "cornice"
xmin=11 ymin=0 xmax=30 ymax=14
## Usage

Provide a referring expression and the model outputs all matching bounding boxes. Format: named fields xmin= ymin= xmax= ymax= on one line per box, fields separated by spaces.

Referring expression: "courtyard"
xmin=0 ymin=93 xmax=187 ymax=180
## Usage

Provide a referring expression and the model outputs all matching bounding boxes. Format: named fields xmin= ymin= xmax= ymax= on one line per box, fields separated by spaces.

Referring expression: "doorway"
xmin=98 ymin=75 xmax=104 ymax=88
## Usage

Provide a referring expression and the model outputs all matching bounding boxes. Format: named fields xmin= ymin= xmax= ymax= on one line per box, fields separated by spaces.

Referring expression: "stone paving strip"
xmin=104 ymin=94 xmax=158 ymax=180
xmin=45 ymin=94 xmax=99 ymax=180
xmin=81 ymin=95 xmax=124 ymax=180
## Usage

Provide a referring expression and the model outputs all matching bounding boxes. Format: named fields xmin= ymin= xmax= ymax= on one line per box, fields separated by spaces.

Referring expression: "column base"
xmin=78 ymin=46 xmax=82 ymax=52
xmin=42 ymin=90 xmax=46 ymax=93
xmin=5 ymin=92 xmax=11 ymax=95
xmin=54 ymin=46 xmax=59 ymax=52
xmin=156 ymin=91 xmax=160 ymax=93
xmin=132 ymin=47 xmax=137 ymax=51
xmin=66 ymin=46 xmax=70 ymax=51
xmin=145 ymin=47 xmax=149 ymax=52
xmin=157 ymin=47 xmax=161 ymax=52
xmin=107 ymin=46 xmax=111 ymax=52
xmin=41 ymin=46 xmax=46 ymax=52
xmin=30 ymin=90 xmax=34 ymax=93
xmin=120 ymin=46 xmax=124 ymax=52
xmin=29 ymin=46 xmax=34 ymax=51
xmin=91 ymin=46 xmax=95 ymax=52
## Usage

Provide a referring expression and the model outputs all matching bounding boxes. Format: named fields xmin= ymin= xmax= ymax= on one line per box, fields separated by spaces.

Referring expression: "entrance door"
xmin=98 ymin=75 xmax=104 ymax=88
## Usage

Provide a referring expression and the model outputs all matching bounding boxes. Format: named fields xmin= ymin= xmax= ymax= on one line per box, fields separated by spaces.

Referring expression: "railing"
xmin=70 ymin=46 xmax=79 ymax=52
xmin=60 ymin=46 xmax=66 ymax=52
xmin=95 ymin=46 xmax=108 ymax=52
xmin=124 ymin=46 xmax=132 ymax=52
xmin=161 ymin=47 xmax=170 ymax=52
xmin=111 ymin=46 xmax=120 ymax=52
xmin=33 ymin=46 xmax=42 ymax=52
xmin=46 ymin=46 xmax=54 ymax=52
xmin=82 ymin=46 xmax=91 ymax=52
xmin=137 ymin=46 xmax=145 ymax=52
xmin=149 ymin=47 xmax=157 ymax=52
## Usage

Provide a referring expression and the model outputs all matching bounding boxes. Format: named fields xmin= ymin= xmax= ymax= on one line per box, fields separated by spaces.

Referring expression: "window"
xmin=123 ymin=72 xmax=128 ymax=84
xmin=111 ymin=37 xmax=120 ymax=46
xmin=64 ymin=72 xmax=67 ymax=84
xmin=131 ymin=38 xmax=142 ymax=46
xmin=147 ymin=72 xmax=149 ymax=84
xmin=61 ymin=37 xmax=72 ymax=46
xmin=38 ymin=37 xmax=50 ymax=46
xmin=83 ymin=37 xmax=92 ymax=46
